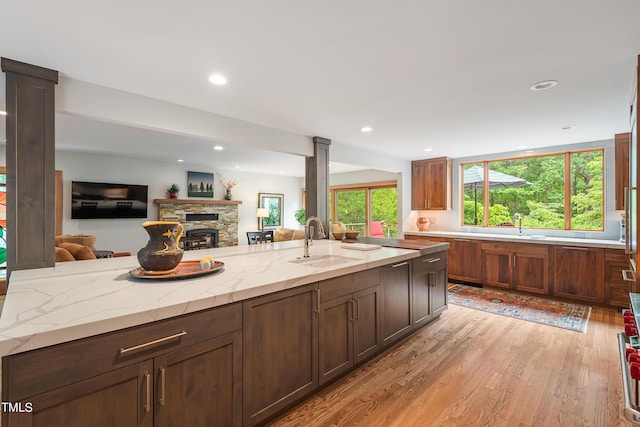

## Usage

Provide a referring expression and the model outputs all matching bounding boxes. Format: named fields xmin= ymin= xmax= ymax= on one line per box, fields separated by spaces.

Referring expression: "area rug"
xmin=448 ymin=284 xmax=591 ymax=333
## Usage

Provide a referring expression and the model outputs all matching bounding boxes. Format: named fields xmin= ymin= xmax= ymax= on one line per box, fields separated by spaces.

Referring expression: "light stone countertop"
xmin=404 ymin=230 xmax=625 ymax=250
xmin=0 ymin=239 xmax=433 ymax=357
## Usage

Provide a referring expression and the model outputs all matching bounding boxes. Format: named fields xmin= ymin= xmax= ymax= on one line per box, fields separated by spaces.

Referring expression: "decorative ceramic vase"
xmin=137 ymin=221 xmax=185 ymax=274
xmin=416 ymin=217 xmax=431 ymax=232
xmin=224 ymin=188 xmax=232 ymax=200
xmin=331 ymin=221 xmax=346 ymax=240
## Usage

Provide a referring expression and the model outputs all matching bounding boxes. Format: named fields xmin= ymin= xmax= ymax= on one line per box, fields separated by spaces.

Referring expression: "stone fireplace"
xmin=154 ymin=199 xmax=242 ymax=247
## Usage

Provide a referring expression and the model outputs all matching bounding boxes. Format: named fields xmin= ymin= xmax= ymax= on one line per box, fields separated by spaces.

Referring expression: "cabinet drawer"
xmin=605 ymin=249 xmax=629 ymax=286
xmin=320 ymin=268 xmax=379 ymax=302
xmin=607 ymin=282 xmax=632 ymax=308
xmin=4 ymin=302 xmax=242 ymax=401
xmin=413 ymin=251 xmax=448 ymax=276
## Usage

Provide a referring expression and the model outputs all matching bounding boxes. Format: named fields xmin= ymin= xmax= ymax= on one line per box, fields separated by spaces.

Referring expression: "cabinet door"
xmin=411 ymin=161 xmax=429 ymax=210
xmin=242 ymin=283 xmax=318 ymax=426
xmin=412 ymin=258 xmax=432 ymax=328
xmin=353 ymin=285 xmax=382 ymax=364
xmin=381 ymin=261 xmax=412 ymax=346
xmin=449 ymin=238 xmax=482 ymax=283
xmin=426 ymin=159 xmax=448 ymax=210
xmin=605 ymin=249 xmax=632 ymax=307
xmin=553 ymin=246 xmax=605 ymax=303
xmin=513 ymin=251 xmax=548 ymax=295
xmin=6 ymin=361 xmax=153 ymax=427
xmin=155 ymin=331 xmax=242 ymax=427
xmin=429 ymin=256 xmax=449 ymax=318
xmin=319 ymin=294 xmax=353 ymax=385
xmin=482 ymin=249 xmax=512 ymax=289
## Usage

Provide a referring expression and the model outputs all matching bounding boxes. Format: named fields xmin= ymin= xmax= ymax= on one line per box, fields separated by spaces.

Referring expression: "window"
xmin=330 ymin=182 xmax=398 ymax=238
xmin=461 ymin=149 xmax=604 ymax=231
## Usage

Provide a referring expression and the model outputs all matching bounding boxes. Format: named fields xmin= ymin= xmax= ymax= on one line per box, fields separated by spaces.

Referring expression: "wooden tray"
xmin=129 ymin=260 xmax=225 ymax=280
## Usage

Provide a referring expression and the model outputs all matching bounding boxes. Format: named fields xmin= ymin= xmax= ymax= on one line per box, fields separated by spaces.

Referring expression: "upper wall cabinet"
xmin=411 ymin=157 xmax=452 ymax=210
xmin=616 ymin=132 xmax=630 ymax=211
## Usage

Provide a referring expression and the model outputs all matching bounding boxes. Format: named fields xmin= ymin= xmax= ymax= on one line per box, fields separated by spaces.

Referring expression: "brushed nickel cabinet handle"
xmin=144 ymin=373 xmax=151 ymax=413
xmin=355 ymin=298 xmax=360 ymax=320
xmin=561 ymin=246 xmax=589 ymax=251
xmin=349 ymin=299 xmax=355 ymax=321
xmin=453 ymin=239 xmax=471 ymax=242
xmin=119 ymin=331 xmax=187 ymax=355
xmin=392 ymin=261 xmax=408 ymax=267
xmin=159 ymin=367 xmax=166 ymax=406
xmin=426 ymin=257 xmax=440 ymax=263
xmin=315 ymin=288 xmax=320 ymax=314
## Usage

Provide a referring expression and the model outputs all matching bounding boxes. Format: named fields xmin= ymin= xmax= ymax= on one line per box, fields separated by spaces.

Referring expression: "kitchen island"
xmin=0 ymin=238 xmax=448 ymax=426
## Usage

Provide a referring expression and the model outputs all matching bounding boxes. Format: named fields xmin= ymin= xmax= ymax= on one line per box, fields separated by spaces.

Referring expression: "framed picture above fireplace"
xmin=258 ymin=193 xmax=283 ymax=228
xmin=187 ymin=171 xmax=214 ymax=198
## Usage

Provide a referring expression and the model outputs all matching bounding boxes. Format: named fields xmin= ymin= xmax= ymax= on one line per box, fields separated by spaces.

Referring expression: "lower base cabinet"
xmin=380 ymin=260 xmax=413 ymax=347
xmin=605 ymin=249 xmax=633 ymax=307
xmin=318 ymin=269 xmax=381 ymax=385
xmin=242 ymin=283 xmax=319 ymax=426
xmin=412 ymin=251 xmax=448 ymax=328
xmin=3 ymin=303 xmax=243 ymax=427
xmin=553 ymin=246 xmax=604 ymax=303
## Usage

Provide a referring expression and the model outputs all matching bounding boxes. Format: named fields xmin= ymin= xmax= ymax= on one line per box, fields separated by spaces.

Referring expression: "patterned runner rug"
xmin=448 ymin=284 xmax=591 ymax=333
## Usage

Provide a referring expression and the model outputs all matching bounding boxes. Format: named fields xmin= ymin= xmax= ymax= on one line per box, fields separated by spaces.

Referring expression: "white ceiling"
xmin=1 ymin=0 xmax=640 ymax=176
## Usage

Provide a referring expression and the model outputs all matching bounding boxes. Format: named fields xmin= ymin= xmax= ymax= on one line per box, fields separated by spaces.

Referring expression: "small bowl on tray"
xmin=345 ymin=230 xmax=360 ymax=240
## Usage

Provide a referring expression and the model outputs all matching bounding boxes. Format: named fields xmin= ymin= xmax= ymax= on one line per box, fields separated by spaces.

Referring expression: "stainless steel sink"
xmin=289 ymin=254 xmax=359 ymax=268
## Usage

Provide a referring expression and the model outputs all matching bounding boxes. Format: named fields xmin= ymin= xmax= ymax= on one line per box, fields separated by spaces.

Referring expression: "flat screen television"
xmin=71 ymin=181 xmax=149 ymax=219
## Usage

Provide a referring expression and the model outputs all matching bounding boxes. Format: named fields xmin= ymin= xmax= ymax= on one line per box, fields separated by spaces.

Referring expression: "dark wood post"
xmin=305 ymin=137 xmax=331 ymax=237
xmin=2 ymin=58 xmax=59 ymax=277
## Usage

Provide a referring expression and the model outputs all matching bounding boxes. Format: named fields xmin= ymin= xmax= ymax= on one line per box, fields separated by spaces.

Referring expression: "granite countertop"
xmin=0 ymin=239 xmax=447 ymax=357
xmin=404 ymin=230 xmax=625 ymax=250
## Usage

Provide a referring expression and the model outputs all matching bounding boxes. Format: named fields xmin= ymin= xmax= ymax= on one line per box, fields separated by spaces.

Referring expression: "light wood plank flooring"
xmin=271 ymin=303 xmax=633 ymax=427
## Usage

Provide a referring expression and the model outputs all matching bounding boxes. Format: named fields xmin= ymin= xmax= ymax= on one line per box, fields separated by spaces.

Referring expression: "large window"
xmin=461 ymin=149 xmax=603 ymax=231
xmin=330 ymin=182 xmax=398 ymax=238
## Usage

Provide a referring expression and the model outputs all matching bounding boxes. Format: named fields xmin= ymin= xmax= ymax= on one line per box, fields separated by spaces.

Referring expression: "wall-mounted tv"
xmin=71 ymin=181 xmax=148 ymax=219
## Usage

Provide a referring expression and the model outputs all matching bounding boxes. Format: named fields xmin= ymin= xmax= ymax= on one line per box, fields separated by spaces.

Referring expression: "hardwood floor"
xmin=270 ymin=303 xmax=633 ymax=427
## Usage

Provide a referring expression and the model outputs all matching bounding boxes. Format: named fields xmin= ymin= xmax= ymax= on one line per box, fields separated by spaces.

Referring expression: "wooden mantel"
xmin=154 ymin=199 xmax=243 ymax=205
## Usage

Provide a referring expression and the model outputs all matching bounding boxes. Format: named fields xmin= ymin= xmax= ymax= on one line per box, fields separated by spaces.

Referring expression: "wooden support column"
xmin=2 ymin=58 xmax=59 ymax=277
xmin=305 ymin=137 xmax=331 ymax=238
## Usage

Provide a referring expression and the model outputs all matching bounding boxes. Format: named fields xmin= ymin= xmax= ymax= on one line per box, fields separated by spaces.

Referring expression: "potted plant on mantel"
xmin=167 ymin=183 xmax=180 ymax=199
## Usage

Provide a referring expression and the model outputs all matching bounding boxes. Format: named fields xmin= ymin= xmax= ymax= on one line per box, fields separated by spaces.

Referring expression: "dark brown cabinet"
xmin=482 ymin=242 xmax=549 ymax=294
xmin=242 ymin=283 xmax=319 ymax=426
xmin=380 ymin=260 xmax=412 ymax=346
xmin=616 ymin=132 xmax=630 ymax=211
xmin=3 ymin=303 xmax=243 ymax=427
xmin=318 ymin=269 xmax=381 ymax=385
xmin=405 ymin=235 xmax=481 ymax=283
xmin=412 ymin=251 xmax=448 ymax=329
xmin=553 ymin=246 xmax=605 ymax=303
xmin=605 ymin=249 xmax=632 ymax=308
xmin=8 ymin=360 xmax=154 ymax=427
xmin=411 ymin=157 xmax=452 ymax=210
xmin=154 ymin=332 xmax=242 ymax=427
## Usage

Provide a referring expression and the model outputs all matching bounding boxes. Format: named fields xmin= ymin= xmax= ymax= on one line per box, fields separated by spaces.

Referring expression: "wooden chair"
xmin=247 ymin=231 xmax=264 ymax=245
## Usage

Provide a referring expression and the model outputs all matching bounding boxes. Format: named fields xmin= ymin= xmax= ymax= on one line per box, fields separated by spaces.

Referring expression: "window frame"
xmin=459 ymin=148 xmax=605 ymax=231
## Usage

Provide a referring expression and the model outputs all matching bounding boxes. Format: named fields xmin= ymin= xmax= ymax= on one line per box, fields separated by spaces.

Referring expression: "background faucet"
xmin=304 ymin=216 xmax=326 ymax=258
xmin=513 ymin=213 xmax=523 ymax=236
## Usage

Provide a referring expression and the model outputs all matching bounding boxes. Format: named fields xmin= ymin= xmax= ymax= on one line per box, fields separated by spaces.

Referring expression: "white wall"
xmin=403 ymin=139 xmax=622 ymax=241
xmin=55 ymin=151 xmax=305 ymax=253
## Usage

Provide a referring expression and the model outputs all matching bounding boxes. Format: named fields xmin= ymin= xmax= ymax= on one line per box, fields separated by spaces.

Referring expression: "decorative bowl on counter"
xmin=345 ymin=230 xmax=360 ymax=239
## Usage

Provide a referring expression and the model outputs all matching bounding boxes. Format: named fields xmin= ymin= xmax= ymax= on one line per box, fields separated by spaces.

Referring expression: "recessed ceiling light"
xmin=560 ymin=125 xmax=575 ymax=131
xmin=208 ymin=74 xmax=227 ymax=85
xmin=424 ymin=148 xmax=433 ymax=152
xmin=0 ymin=111 xmax=7 ymax=116
xmin=177 ymin=159 xmax=184 ymax=162
xmin=530 ymin=80 xmax=558 ymax=91
xmin=234 ymin=165 xmax=240 ymax=169
xmin=360 ymin=126 xmax=373 ymax=133
xmin=213 ymin=145 xmax=224 ymax=151
xmin=525 ymin=150 xmax=534 ymax=154
xmin=279 ymin=171 xmax=285 ymax=174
